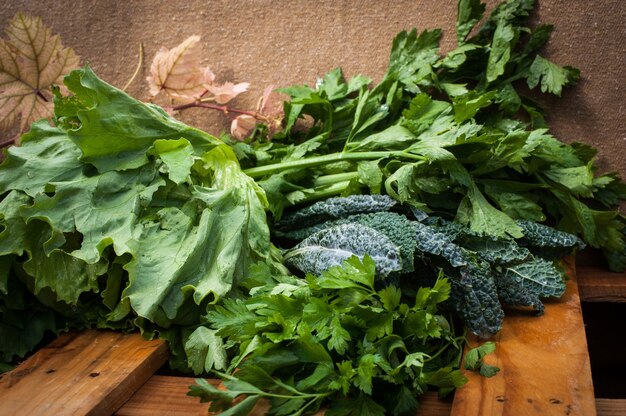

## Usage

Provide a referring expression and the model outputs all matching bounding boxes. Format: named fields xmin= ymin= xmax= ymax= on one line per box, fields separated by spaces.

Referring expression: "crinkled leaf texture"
xmin=283 ymin=223 xmax=402 ymax=278
xmin=60 ymin=67 xmax=222 ymax=172
xmin=495 ymin=258 xmax=566 ymax=314
xmin=0 ymin=13 xmax=79 ymax=131
xmin=0 ymin=67 xmax=271 ymax=359
xmin=276 ymin=194 xmax=397 ymax=230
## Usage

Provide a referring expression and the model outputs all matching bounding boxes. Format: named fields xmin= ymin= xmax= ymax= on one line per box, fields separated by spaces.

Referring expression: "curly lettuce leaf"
xmin=58 ymin=66 xmax=222 ymax=172
xmin=0 ymin=67 xmax=272 ymax=355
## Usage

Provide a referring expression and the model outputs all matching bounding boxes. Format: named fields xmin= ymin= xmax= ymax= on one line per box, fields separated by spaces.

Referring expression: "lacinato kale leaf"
xmin=276 ymin=194 xmax=397 ymax=230
xmin=283 ymin=223 xmax=403 ymax=278
xmin=278 ymin=195 xmax=581 ymax=337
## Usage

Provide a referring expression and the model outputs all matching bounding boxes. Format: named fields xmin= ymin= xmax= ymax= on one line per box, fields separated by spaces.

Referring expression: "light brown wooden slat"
xmin=0 ymin=329 xmax=168 ymax=416
xmin=115 ymin=375 xmax=211 ymax=416
xmin=116 ymin=375 xmax=453 ymax=416
xmin=596 ymin=398 xmax=626 ymax=416
xmin=577 ymin=265 xmax=626 ymax=303
xmin=450 ymin=259 xmax=596 ymax=416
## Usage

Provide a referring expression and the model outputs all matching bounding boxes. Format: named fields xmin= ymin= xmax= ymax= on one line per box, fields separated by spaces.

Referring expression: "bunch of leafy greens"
xmin=0 ymin=0 xmax=624 ymax=413
xmin=188 ymin=256 xmax=468 ymax=416
xmin=0 ymin=67 xmax=274 ymax=368
xmin=275 ymin=194 xmax=583 ymax=338
xmin=232 ymin=0 xmax=625 ymax=272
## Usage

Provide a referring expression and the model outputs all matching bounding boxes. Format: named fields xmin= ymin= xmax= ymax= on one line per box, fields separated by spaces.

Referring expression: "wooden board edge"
xmin=0 ymin=330 xmax=168 ymax=416
xmin=595 ymin=398 xmax=626 ymax=416
xmin=577 ymin=265 xmax=626 ymax=303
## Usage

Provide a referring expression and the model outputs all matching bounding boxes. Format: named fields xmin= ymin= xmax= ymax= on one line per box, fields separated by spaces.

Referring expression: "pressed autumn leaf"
xmin=0 ymin=13 xmax=79 ymax=131
xmin=147 ymin=35 xmax=215 ymax=102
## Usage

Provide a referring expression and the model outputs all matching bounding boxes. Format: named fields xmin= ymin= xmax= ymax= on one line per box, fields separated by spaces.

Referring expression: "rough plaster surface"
xmin=1 ymin=0 xmax=624 ymax=179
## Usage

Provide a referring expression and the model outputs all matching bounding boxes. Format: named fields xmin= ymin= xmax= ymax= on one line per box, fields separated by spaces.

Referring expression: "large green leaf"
xmin=0 ymin=121 xmax=83 ymax=197
xmin=61 ymin=67 xmax=222 ymax=172
xmin=21 ymin=163 xmax=164 ymax=262
xmin=283 ymin=224 xmax=402 ymax=278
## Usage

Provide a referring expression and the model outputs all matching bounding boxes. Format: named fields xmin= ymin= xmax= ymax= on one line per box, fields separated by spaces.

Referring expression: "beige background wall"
xmin=1 ymin=0 xmax=624 ymax=179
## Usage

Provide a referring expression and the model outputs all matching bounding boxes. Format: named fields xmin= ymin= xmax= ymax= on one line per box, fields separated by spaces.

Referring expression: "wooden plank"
xmin=577 ymin=265 xmax=626 ymax=303
xmin=115 ymin=376 xmax=211 ymax=416
xmin=596 ymin=398 xmax=626 ymax=416
xmin=450 ymin=259 xmax=596 ymax=416
xmin=0 ymin=329 xmax=168 ymax=416
xmin=116 ymin=374 xmax=452 ymax=416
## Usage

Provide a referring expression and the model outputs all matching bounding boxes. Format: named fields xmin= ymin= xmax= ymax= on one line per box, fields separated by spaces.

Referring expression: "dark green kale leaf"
xmin=517 ymin=219 xmax=585 ymax=259
xmin=278 ymin=211 xmax=418 ymax=273
xmin=283 ymin=224 xmax=402 ymax=278
xmin=276 ymin=194 xmax=397 ymax=230
xmin=449 ymin=262 xmax=505 ymax=338
xmin=494 ymin=258 xmax=566 ymax=314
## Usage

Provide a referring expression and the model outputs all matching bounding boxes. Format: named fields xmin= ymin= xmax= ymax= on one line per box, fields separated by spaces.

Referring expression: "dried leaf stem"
xmin=122 ymin=43 xmax=144 ymax=92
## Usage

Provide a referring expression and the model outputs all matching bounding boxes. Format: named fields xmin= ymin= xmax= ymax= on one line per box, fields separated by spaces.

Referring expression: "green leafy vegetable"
xmin=465 ymin=342 xmax=500 ymax=377
xmin=1 ymin=0 xmax=624 ymax=413
xmin=0 ymin=66 xmax=272 ymax=363
xmin=278 ymin=195 xmax=581 ymax=337
xmin=191 ymin=256 xmax=465 ymax=415
xmin=283 ymin=223 xmax=402 ymax=278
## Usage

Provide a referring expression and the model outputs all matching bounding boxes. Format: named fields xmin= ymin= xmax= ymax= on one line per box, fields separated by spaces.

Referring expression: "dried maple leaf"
xmin=147 ymin=35 xmax=215 ymax=102
xmin=0 ymin=13 xmax=79 ymax=131
xmin=207 ymin=81 xmax=250 ymax=105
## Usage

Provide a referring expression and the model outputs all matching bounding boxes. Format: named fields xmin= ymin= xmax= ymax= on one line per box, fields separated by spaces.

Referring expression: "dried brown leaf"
xmin=230 ymin=114 xmax=258 ymax=141
xmin=0 ymin=13 xmax=80 ymax=131
xmin=207 ymin=81 xmax=250 ymax=105
xmin=147 ymin=35 xmax=215 ymax=102
xmin=258 ymin=85 xmax=286 ymax=139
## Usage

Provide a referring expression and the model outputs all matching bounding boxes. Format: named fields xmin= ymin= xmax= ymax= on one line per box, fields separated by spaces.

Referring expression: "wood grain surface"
xmin=0 ymin=330 xmax=168 ymax=416
xmin=595 ymin=398 xmax=626 ymax=416
xmin=577 ymin=266 xmax=626 ymax=303
xmin=450 ymin=259 xmax=596 ymax=416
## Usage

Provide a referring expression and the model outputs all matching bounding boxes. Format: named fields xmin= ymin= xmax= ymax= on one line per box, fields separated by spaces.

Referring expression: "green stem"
xmin=284 ymin=180 xmax=353 ymax=205
xmin=313 ymin=172 xmax=359 ymax=187
xmin=424 ymin=336 xmax=461 ymax=364
xmin=260 ymin=391 xmax=331 ymax=400
xmin=244 ymin=151 xmax=424 ymax=179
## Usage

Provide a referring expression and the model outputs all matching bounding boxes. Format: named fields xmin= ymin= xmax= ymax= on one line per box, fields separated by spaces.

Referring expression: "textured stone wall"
xmin=1 ymin=0 xmax=624 ymax=179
